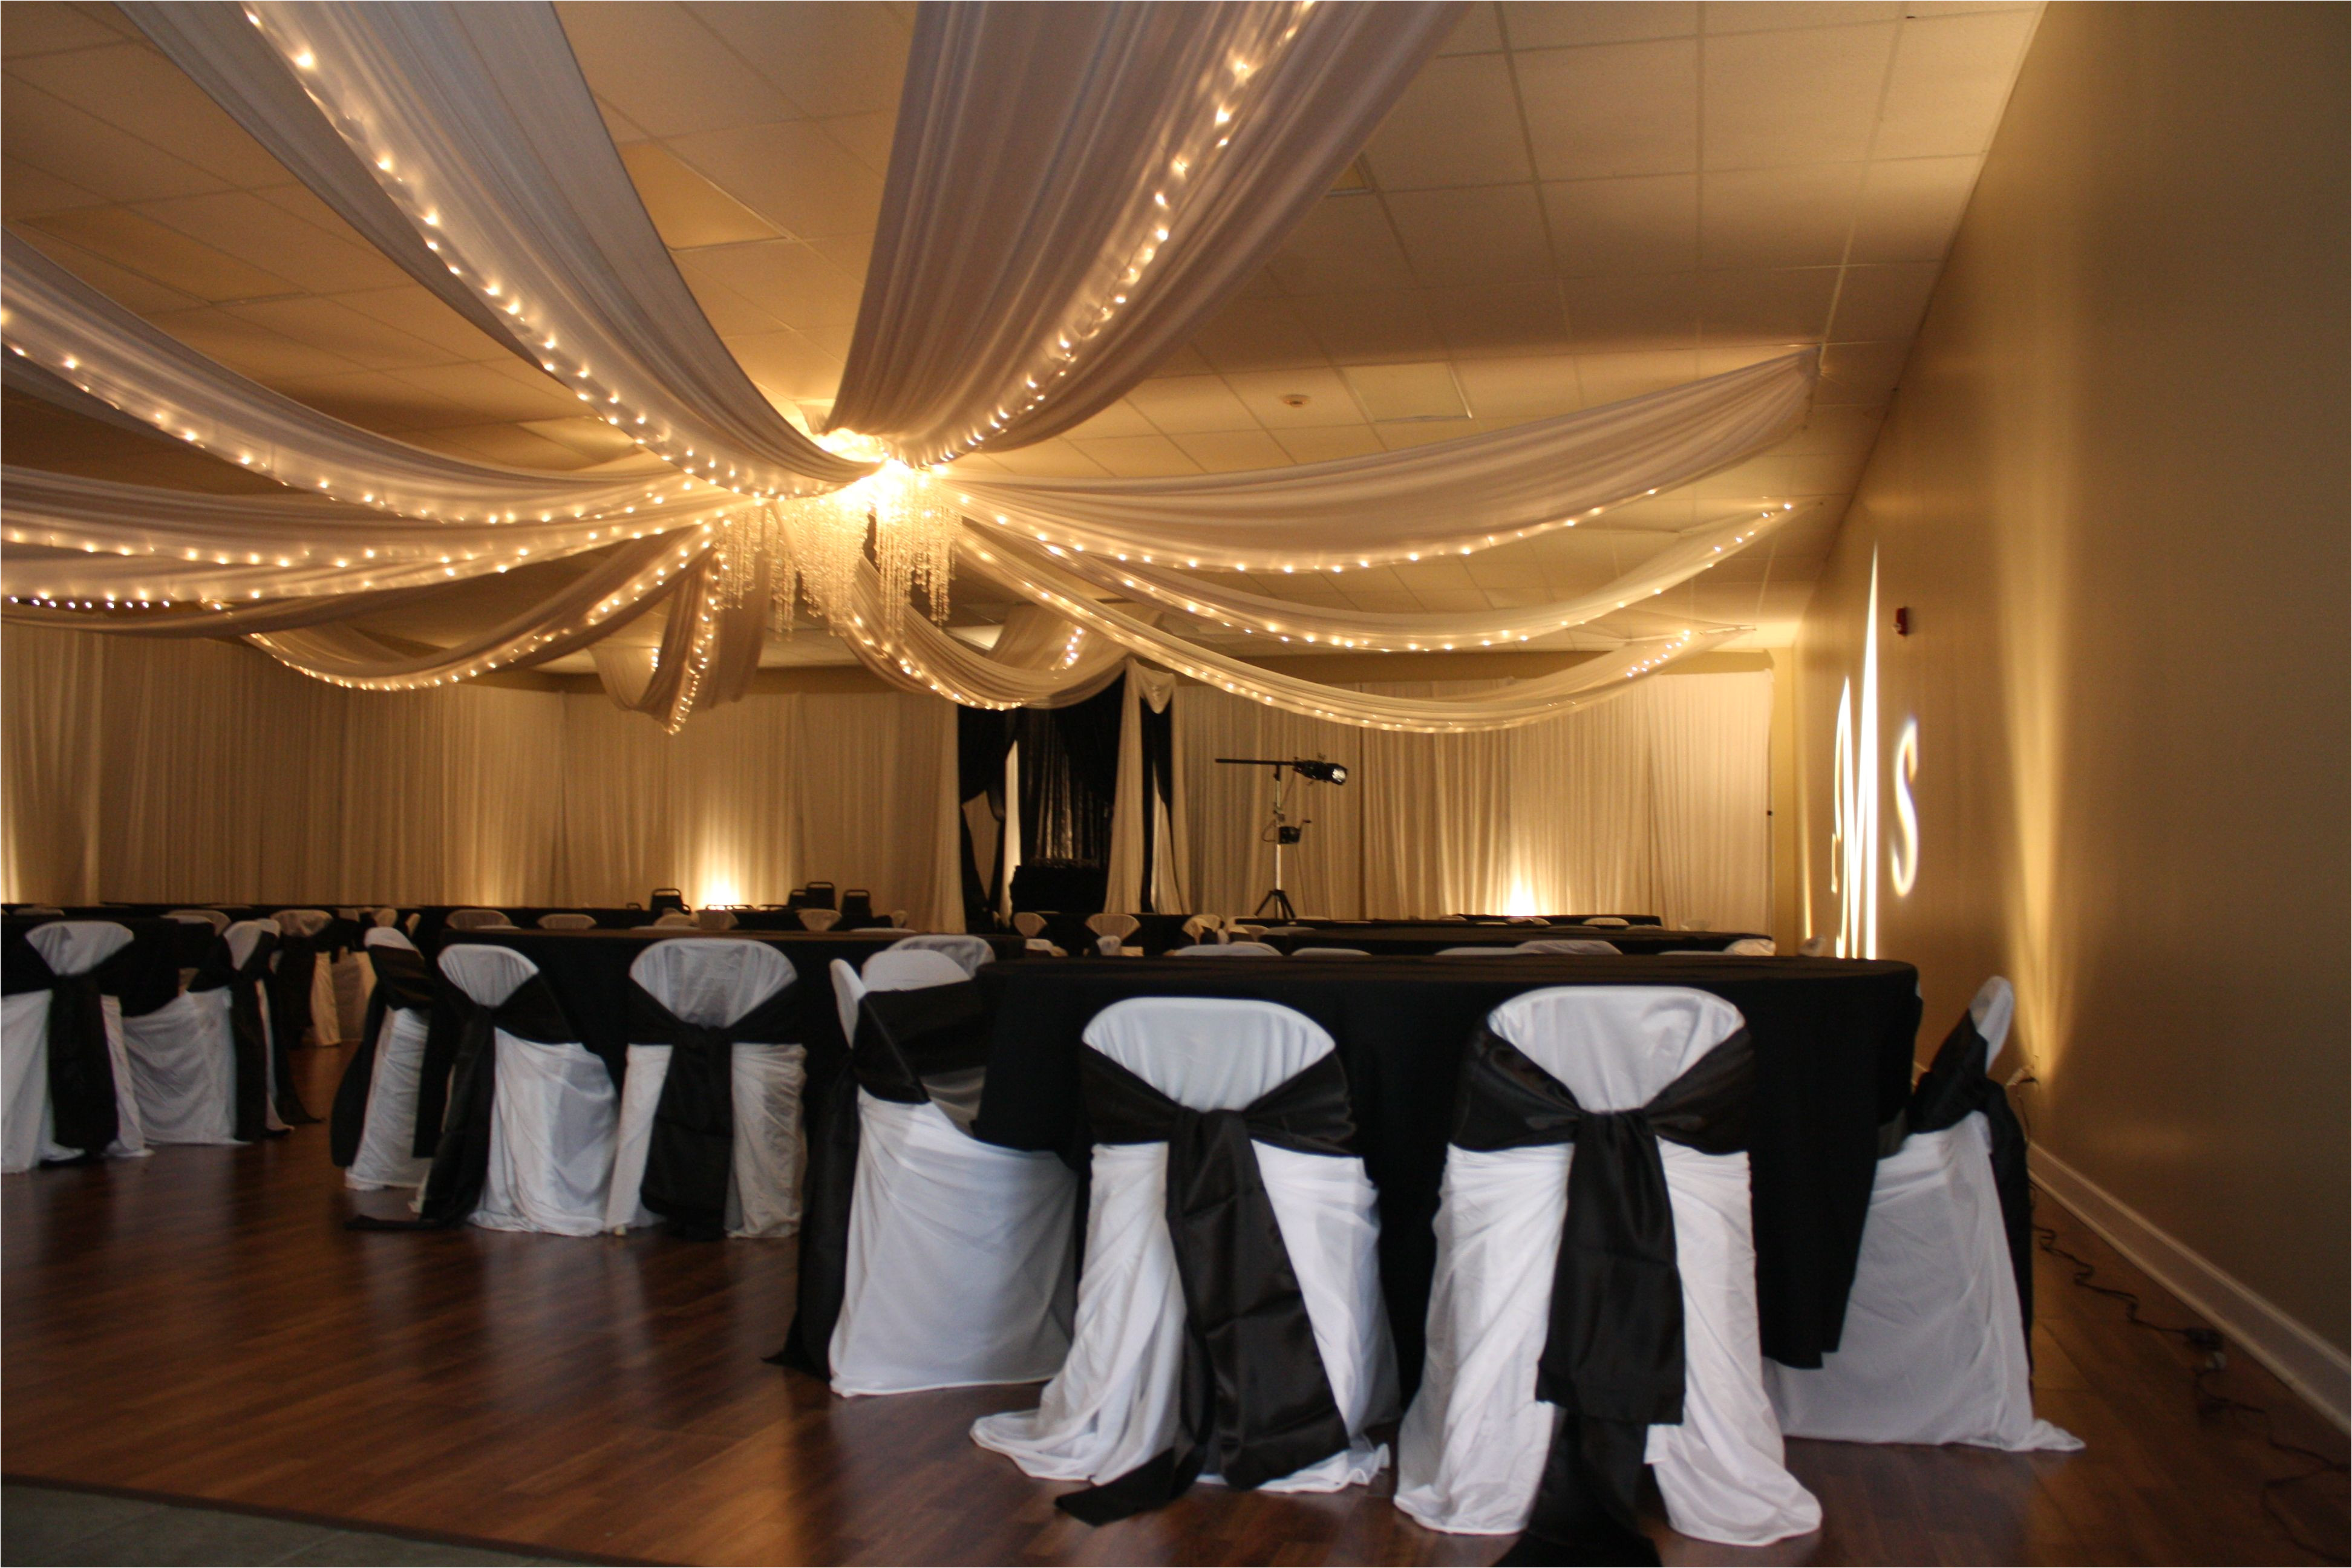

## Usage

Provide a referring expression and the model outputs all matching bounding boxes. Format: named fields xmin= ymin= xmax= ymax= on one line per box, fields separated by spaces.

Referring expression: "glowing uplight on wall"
xmin=1889 ymin=719 xmax=1920 ymax=897
xmin=1503 ymin=877 xmax=1542 ymax=918
xmin=699 ymin=875 xmax=743 ymax=909
xmin=1829 ymin=551 xmax=1883 ymax=958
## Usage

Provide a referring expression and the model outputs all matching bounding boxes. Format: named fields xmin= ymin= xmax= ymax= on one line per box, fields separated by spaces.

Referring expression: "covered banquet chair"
xmin=166 ymin=907 xmax=231 ymax=933
xmin=795 ymin=908 xmax=841 ymax=932
xmin=360 ymin=943 xmax=617 ymax=1236
xmin=2 ymin=921 xmax=151 ymax=1172
xmin=884 ymin=932 xmax=996 ymax=975
xmin=273 ymin=909 xmax=344 ymax=1048
xmin=330 ymin=927 xmax=438 ymax=1191
xmin=1516 ymin=938 xmax=1623 ymax=956
xmin=1171 ymin=940 xmax=1278 ymax=956
xmin=973 ymin=998 xmax=1396 ymax=1523
xmin=1765 ymin=979 xmax=2080 ymax=1452
xmin=1395 ymin=986 xmax=1820 ymax=1562
xmin=446 ymin=908 xmax=511 ymax=932
xmin=810 ymin=948 xmax=1077 ymax=1396
xmin=604 ymin=938 xmax=805 ymax=1239
xmin=121 ymin=920 xmax=241 ymax=1146
xmin=1085 ymin=912 xmax=1141 ymax=955
xmin=537 ymin=912 xmax=597 ymax=930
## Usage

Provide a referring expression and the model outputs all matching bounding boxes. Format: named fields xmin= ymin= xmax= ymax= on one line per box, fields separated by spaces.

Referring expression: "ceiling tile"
xmin=1 ymin=156 xmax=102 ymax=220
xmin=592 ymin=94 xmax=653 ymax=148
xmin=7 ymin=42 xmax=287 ymax=187
xmin=1775 ymin=403 xmax=1886 ymax=457
xmin=1452 ymin=353 xmax=1586 ymax=420
xmin=1376 ymin=418 xmax=1481 ymax=451
xmin=1424 ymin=281 xmax=1573 ymax=355
xmin=1848 ymin=155 xmax=1980 ymax=261
xmin=1573 ymin=347 xmax=1704 ymax=405
xmin=678 ymin=240 xmax=864 ymax=330
xmin=1702 ymin=2 xmax=1902 ymax=31
xmin=1066 ymin=434 xmax=1204 ymax=477
xmin=407 ymin=423 xmax=599 ymax=471
xmin=391 ymin=361 xmax=585 ymax=425
xmin=1435 ymin=3 xmax=1506 ymax=55
xmin=1223 ymin=367 xmax=1365 ymax=429
xmin=1702 ymin=24 xmax=1899 ymax=169
xmin=324 ymin=284 xmax=512 ymax=365
xmin=1 ymin=2 xmax=132 ymax=58
xmin=1272 ymin=426 xmax=1387 ymax=465
xmin=269 ymin=369 xmax=471 ymax=432
xmin=725 ymin=329 xmax=843 ymax=403
xmin=520 ymin=417 xmax=644 ymax=464
xmin=1517 ymin=39 xmax=1699 ymax=181
xmin=1361 ymin=53 xmax=1533 ymax=190
xmin=1387 ymin=183 xmax=1555 ymax=286
xmin=1289 ymin=288 xmax=1449 ymax=365
xmin=558 ymin=2 xmax=799 ymax=137
xmin=1 ymin=80 xmax=227 ymax=203
xmin=1698 ymin=266 xmax=1839 ymax=343
xmin=1060 ymin=399 xmax=1160 ymax=440
xmin=1816 ymin=341 xmax=1910 ymax=404
xmin=1699 ymin=163 xmax=1864 ymax=269
xmin=1342 ymin=362 xmax=1470 ymax=422
xmin=8 ymin=229 xmax=201 ymax=313
xmin=221 ymin=297 xmax=463 ymax=371
xmin=1263 ymin=196 xmax=1418 ymax=295
xmin=971 ymin=440 xmax=1108 ymax=479
xmin=620 ymin=143 xmax=782 ymax=247
xmin=1192 ymin=296 xmax=1349 ymax=371
xmin=1171 ymin=429 xmax=1292 ymax=473
xmin=817 ymin=111 xmax=897 ymax=175
xmin=1874 ymin=11 xmax=2040 ymax=160
xmin=1501 ymin=2 xmax=1698 ymax=48
xmin=133 ymin=191 xmax=410 ymax=294
xmin=1125 ymin=375 xmax=1261 ymax=434
xmin=22 ymin=205 xmax=294 ymax=300
xmin=1563 ymin=272 xmax=1700 ymax=352
xmin=1828 ymin=261 xmax=1942 ymax=342
xmin=1543 ymin=174 xmax=1699 ymax=276
xmin=685 ymin=2 xmax=911 ymax=121
xmin=664 ymin=121 xmax=884 ymax=240
xmin=673 ymin=258 xmax=789 ymax=336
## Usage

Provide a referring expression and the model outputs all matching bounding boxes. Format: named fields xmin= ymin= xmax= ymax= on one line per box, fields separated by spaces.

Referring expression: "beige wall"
xmin=1792 ymin=3 xmax=2347 ymax=1354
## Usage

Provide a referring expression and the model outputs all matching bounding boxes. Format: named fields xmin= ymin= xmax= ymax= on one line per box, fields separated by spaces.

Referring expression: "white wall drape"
xmin=0 ymin=626 xmax=960 ymax=927
xmin=1175 ymin=672 xmax=1773 ymax=929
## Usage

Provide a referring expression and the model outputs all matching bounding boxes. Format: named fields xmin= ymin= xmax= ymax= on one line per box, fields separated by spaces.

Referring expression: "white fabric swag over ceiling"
xmin=4 ymin=0 xmax=1818 ymax=732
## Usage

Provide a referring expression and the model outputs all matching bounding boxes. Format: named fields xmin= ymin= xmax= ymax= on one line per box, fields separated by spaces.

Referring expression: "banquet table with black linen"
xmin=950 ymin=953 xmax=1919 ymax=1386
xmin=1258 ymin=923 xmax=1763 ymax=956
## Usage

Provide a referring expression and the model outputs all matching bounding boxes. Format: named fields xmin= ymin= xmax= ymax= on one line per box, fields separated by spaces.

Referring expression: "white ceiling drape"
xmin=827 ymin=1 xmax=1461 ymax=463
xmin=6 ymin=1 xmax=1818 ymax=732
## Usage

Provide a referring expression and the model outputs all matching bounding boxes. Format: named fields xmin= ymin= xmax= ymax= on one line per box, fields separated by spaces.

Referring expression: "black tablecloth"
xmin=967 ymin=953 xmax=1919 ymax=1379
xmin=1259 ymin=924 xmax=1759 ymax=956
xmin=435 ymin=928 xmax=1027 ymax=1068
xmin=0 ymin=915 xmax=209 ymax=1016
xmin=408 ymin=906 xmax=664 ymax=943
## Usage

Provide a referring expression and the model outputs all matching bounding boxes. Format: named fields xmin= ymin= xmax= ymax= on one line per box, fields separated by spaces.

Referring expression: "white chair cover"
xmin=273 ymin=909 xmax=343 ymax=1047
xmin=166 ymin=908 xmax=231 ymax=933
xmin=652 ymin=912 xmax=697 ymax=929
xmin=696 ymin=909 xmax=740 ymax=931
xmin=123 ymin=959 xmax=238 ymax=1148
xmin=346 ymin=926 xmax=434 ymax=1191
xmin=604 ymin=939 xmax=805 ymax=1238
xmin=1437 ymin=946 xmax=1521 ymax=956
xmin=1765 ymin=979 xmax=2080 ymax=1452
xmin=1516 ymin=938 xmax=1622 ymax=955
xmin=537 ymin=912 xmax=596 ymax=930
xmin=439 ymin=943 xmax=616 ymax=1236
xmin=885 ymin=933 xmax=996 ymax=975
xmin=1396 ymin=987 xmax=1821 ymax=1548
xmin=797 ymin=909 xmax=841 ymax=932
xmin=1723 ymin=938 xmax=1777 ymax=956
xmin=975 ymin=997 xmax=1396 ymax=1495
xmin=1011 ymin=912 xmax=1049 ymax=938
xmin=223 ymin=920 xmax=291 ymax=1134
xmin=372 ymin=907 xmax=401 ymax=927
xmin=1172 ymin=941 xmax=1278 ymax=956
xmin=1086 ymin=913 xmax=1141 ymax=956
xmin=1292 ymin=947 xmax=1370 ymax=957
xmin=446 ymin=908 xmax=510 ymax=932
xmin=1 ymin=921 xmax=151 ymax=1172
xmin=1586 ymin=916 xmax=1632 ymax=928
xmin=828 ymin=953 xmax=1077 ymax=1395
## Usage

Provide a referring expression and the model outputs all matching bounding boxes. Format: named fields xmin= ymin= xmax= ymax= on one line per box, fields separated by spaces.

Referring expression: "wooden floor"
xmin=4 ymin=1047 xmax=2344 ymax=1567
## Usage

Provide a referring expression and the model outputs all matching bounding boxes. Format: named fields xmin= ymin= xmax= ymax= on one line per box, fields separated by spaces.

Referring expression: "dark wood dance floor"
xmin=4 ymin=1047 xmax=2344 ymax=1566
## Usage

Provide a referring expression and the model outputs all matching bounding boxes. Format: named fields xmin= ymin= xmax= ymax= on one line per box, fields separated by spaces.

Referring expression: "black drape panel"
xmin=1137 ymin=693 xmax=1175 ymax=913
xmin=1013 ymin=676 xmax=1123 ymax=873
xmin=958 ymin=706 xmax=1016 ymax=931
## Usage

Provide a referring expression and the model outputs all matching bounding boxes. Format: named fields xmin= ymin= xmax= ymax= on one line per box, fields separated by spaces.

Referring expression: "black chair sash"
xmin=773 ymin=978 xmax=993 ymax=1379
xmin=347 ymin=969 xmax=575 ymax=1231
xmin=38 ymin=965 xmax=119 ymax=1160
xmin=260 ymin=929 xmax=319 ymax=1125
xmin=1906 ymin=1003 xmax=2033 ymax=1335
xmin=1452 ymin=1021 xmax=1754 ymax=1568
xmin=189 ymin=930 xmax=281 ymax=1143
xmin=625 ymin=976 xmax=799 ymax=1241
xmin=1054 ymin=1047 xmax=1359 ymax=1526
xmin=329 ymin=947 xmax=439 ymax=1169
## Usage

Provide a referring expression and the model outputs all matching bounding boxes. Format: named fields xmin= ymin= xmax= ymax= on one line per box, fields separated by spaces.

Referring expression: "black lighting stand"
xmin=1214 ymin=757 xmax=1349 ymax=923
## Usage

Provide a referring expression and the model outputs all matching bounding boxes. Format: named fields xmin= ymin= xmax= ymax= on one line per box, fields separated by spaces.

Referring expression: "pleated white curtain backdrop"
xmin=1174 ymin=672 xmax=1773 ymax=929
xmin=0 ymin=626 xmax=961 ymax=928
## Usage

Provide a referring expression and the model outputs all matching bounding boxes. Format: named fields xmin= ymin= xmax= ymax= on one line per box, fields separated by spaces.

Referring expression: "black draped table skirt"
xmin=1256 ymin=924 xmax=1761 ymax=956
xmin=963 ymin=954 xmax=1919 ymax=1387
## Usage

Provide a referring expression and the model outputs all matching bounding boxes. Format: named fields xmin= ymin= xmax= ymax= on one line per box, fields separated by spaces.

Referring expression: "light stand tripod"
xmin=1214 ymin=757 xmax=1350 ymax=922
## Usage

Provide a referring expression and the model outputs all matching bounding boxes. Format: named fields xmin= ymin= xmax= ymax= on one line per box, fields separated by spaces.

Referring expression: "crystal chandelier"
xmin=713 ymin=447 xmax=959 ymax=640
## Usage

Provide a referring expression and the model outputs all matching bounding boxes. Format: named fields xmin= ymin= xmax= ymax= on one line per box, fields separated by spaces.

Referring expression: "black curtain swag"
xmin=624 ymin=976 xmax=799 ymax=1241
xmin=1905 ymin=1005 xmax=2033 ymax=1335
xmin=1054 ymin=1048 xmax=1361 ymax=1527
xmin=772 ymin=978 xmax=994 ymax=1377
xmin=264 ymin=928 xmax=320 ymax=1123
xmin=328 ymin=947 xmax=437 ymax=1168
xmin=189 ymin=930 xmax=283 ymax=1143
xmin=1451 ymin=1022 xmax=1754 ymax=1568
xmin=1135 ymin=694 xmax=1176 ymax=913
xmin=347 ymin=971 xmax=575 ymax=1231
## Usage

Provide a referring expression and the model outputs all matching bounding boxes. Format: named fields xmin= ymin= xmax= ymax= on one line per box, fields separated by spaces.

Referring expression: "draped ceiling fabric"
xmin=1 ymin=0 xmax=1823 ymax=734
xmin=828 ymin=1 xmax=1463 ymax=463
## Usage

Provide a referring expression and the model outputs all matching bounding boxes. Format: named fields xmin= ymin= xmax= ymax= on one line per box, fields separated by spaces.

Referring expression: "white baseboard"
xmin=2031 ymin=1146 xmax=2350 ymax=1430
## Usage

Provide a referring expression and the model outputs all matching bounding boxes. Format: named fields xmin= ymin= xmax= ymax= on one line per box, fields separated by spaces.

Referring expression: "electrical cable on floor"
xmin=2033 ymin=1220 xmax=2350 ymax=1565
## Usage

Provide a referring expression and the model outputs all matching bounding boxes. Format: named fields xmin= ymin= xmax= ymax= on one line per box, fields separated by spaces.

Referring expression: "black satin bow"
xmin=626 ymin=976 xmax=799 ymax=1241
xmin=1054 ymin=1048 xmax=1361 ymax=1526
xmin=1906 ymin=1004 xmax=2033 ymax=1334
xmin=1452 ymin=1022 xmax=1754 ymax=1568
xmin=328 ymin=946 xmax=439 ymax=1169
xmin=347 ymin=968 xmax=575 ymax=1231
xmin=773 ymin=978 xmax=993 ymax=1377
xmin=255 ymin=927 xmax=319 ymax=1125
xmin=41 ymin=969 xmax=119 ymax=1159
xmin=189 ymin=930 xmax=282 ymax=1143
